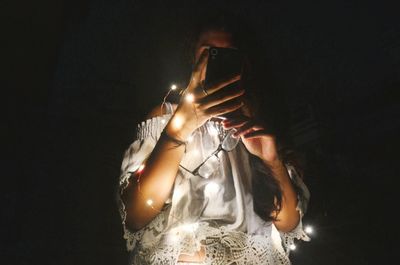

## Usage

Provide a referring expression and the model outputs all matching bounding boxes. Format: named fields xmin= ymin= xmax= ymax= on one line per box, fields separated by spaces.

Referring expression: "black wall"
xmin=4 ymin=1 xmax=399 ymax=264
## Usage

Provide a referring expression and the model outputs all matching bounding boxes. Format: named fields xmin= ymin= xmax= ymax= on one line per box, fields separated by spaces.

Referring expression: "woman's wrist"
xmin=161 ymin=129 xmax=187 ymax=147
xmin=165 ymin=113 xmax=196 ymax=141
xmin=260 ymin=140 xmax=281 ymax=166
xmin=264 ymin=158 xmax=284 ymax=171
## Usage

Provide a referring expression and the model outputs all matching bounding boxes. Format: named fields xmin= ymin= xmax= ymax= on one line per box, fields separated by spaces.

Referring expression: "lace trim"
xmin=130 ymin=223 xmax=296 ymax=265
xmin=279 ymin=219 xmax=310 ymax=255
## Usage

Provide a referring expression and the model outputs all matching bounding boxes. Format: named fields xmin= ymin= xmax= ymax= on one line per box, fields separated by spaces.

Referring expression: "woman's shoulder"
xmin=134 ymin=103 xmax=177 ymax=140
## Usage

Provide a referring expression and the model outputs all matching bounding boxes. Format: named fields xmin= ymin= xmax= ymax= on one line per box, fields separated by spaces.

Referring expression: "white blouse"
xmin=117 ymin=103 xmax=310 ymax=265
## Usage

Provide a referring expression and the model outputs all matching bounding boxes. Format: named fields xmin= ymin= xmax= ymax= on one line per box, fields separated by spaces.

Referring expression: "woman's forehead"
xmin=197 ymin=30 xmax=234 ymax=48
xmin=194 ymin=30 xmax=235 ymax=61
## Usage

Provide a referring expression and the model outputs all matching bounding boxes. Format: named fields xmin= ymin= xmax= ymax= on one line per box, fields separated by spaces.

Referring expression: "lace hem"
xmin=278 ymin=219 xmax=310 ymax=255
xmin=130 ymin=223 xmax=298 ymax=265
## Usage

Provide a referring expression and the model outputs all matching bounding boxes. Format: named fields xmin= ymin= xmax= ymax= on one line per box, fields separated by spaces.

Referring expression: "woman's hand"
xmin=222 ymin=114 xmax=280 ymax=164
xmin=167 ymin=49 xmax=245 ymax=140
xmin=223 ymin=109 xmax=302 ymax=232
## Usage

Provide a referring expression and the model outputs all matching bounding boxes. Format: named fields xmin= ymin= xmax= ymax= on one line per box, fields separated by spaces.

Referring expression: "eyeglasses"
xmin=179 ymin=128 xmax=240 ymax=178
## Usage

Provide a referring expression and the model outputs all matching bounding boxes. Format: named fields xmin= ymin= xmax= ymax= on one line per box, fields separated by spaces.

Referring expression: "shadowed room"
xmin=4 ymin=0 xmax=398 ymax=264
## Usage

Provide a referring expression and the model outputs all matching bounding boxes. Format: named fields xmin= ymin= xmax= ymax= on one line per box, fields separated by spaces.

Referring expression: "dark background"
xmin=3 ymin=0 xmax=399 ymax=264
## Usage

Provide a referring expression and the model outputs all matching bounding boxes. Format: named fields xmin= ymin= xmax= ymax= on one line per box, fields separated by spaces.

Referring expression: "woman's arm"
xmin=122 ymin=49 xmax=245 ymax=231
xmin=121 ymin=104 xmax=188 ymax=231
xmin=264 ymin=159 xmax=300 ymax=232
xmin=222 ymin=116 xmax=300 ymax=232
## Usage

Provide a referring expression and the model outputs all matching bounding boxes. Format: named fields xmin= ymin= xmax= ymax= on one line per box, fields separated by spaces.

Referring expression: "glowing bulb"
xmin=171 ymin=115 xmax=183 ymax=130
xmin=169 ymin=233 xmax=179 ymax=243
xmin=192 ymin=149 xmax=200 ymax=156
xmin=185 ymin=93 xmax=194 ymax=103
xmin=171 ymin=84 xmax=177 ymax=90
xmin=181 ymin=223 xmax=199 ymax=232
xmin=146 ymin=199 xmax=153 ymax=206
xmin=305 ymin=225 xmax=313 ymax=234
xmin=289 ymin=244 xmax=296 ymax=250
xmin=138 ymin=164 xmax=145 ymax=173
xmin=161 ymin=119 xmax=166 ymax=124
xmin=204 ymin=182 xmax=220 ymax=196
xmin=173 ymin=188 xmax=182 ymax=199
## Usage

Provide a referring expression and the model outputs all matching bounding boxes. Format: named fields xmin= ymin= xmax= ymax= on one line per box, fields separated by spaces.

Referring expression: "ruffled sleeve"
xmin=116 ymin=114 xmax=171 ymax=251
xmin=250 ymin=156 xmax=311 ymax=255
xmin=278 ymin=163 xmax=311 ymax=254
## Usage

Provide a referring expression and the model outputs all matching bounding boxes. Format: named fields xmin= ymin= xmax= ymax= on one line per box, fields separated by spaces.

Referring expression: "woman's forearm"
xmin=265 ymin=159 xmax=300 ymax=232
xmin=122 ymin=121 xmax=190 ymax=231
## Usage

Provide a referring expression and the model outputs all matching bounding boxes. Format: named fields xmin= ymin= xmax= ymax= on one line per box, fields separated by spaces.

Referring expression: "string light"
xmin=203 ymin=172 xmax=211 ymax=178
xmin=181 ymin=222 xmax=199 ymax=232
xmin=146 ymin=199 xmax=153 ymax=206
xmin=138 ymin=164 xmax=145 ymax=173
xmin=289 ymin=244 xmax=296 ymax=250
xmin=161 ymin=82 xmax=181 ymax=115
xmin=173 ymin=188 xmax=182 ymax=199
xmin=305 ymin=225 xmax=313 ymax=234
xmin=204 ymin=182 xmax=220 ymax=196
xmin=171 ymin=115 xmax=183 ymax=130
xmin=168 ymin=233 xmax=180 ymax=243
xmin=185 ymin=93 xmax=194 ymax=103
xmin=192 ymin=149 xmax=200 ymax=156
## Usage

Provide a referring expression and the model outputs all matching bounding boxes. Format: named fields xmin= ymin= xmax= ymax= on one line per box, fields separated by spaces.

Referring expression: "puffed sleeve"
xmin=116 ymin=114 xmax=171 ymax=251
xmin=277 ymin=163 xmax=311 ymax=254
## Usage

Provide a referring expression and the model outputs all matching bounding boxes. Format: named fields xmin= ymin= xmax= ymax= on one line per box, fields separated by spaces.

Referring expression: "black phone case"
xmin=205 ymin=47 xmax=243 ymax=87
xmin=205 ymin=47 xmax=243 ymax=119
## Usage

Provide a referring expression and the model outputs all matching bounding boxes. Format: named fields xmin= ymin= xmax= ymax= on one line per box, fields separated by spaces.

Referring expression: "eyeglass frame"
xmin=178 ymin=128 xmax=240 ymax=178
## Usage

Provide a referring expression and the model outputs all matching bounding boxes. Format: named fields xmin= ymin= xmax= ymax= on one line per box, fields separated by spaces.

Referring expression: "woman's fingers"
xmin=193 ymin=49 xmax=209 ymax=74
xmin=204 ymin=74 xmax=241 ymax=95
xmin=222 ymin=116 xmax=248 ymax=129
xmin=197 ymin=87 xmax=245 ymax=110
xmin=233 ymin=121 xmax=262 ymax=137
xmin=188 ymin=49 xmax=209 ymax=90
xmin=242 ymin=129 xmax=275 ymax=139
xmin=204 ymin=97 xmax=244 ymax=118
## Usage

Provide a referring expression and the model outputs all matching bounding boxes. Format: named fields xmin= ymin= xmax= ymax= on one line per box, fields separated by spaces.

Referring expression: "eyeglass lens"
xmin=196 ymin=128 xmax=240 ymax=178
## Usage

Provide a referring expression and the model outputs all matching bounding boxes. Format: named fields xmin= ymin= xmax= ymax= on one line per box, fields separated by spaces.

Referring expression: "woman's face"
xmin=194 ymin=29 xmax=235 ymax=81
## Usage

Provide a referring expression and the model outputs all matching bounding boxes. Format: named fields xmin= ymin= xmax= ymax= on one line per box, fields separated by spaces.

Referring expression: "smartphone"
xmin=205 ymin=47 xmax=244 ymax=119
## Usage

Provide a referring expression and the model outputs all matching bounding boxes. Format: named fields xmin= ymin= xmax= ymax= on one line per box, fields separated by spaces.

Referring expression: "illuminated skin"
xmin=121 ymin=29 xmax=300 ymax=262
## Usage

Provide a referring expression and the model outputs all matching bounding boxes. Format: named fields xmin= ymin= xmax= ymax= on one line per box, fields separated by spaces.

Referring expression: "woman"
xmin=117 ymin=14 xmax=310 ymax=265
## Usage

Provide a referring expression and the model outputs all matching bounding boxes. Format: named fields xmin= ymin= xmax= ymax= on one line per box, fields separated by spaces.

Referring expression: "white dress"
xmin=117 ymin=103 xmax=310 ymax=265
